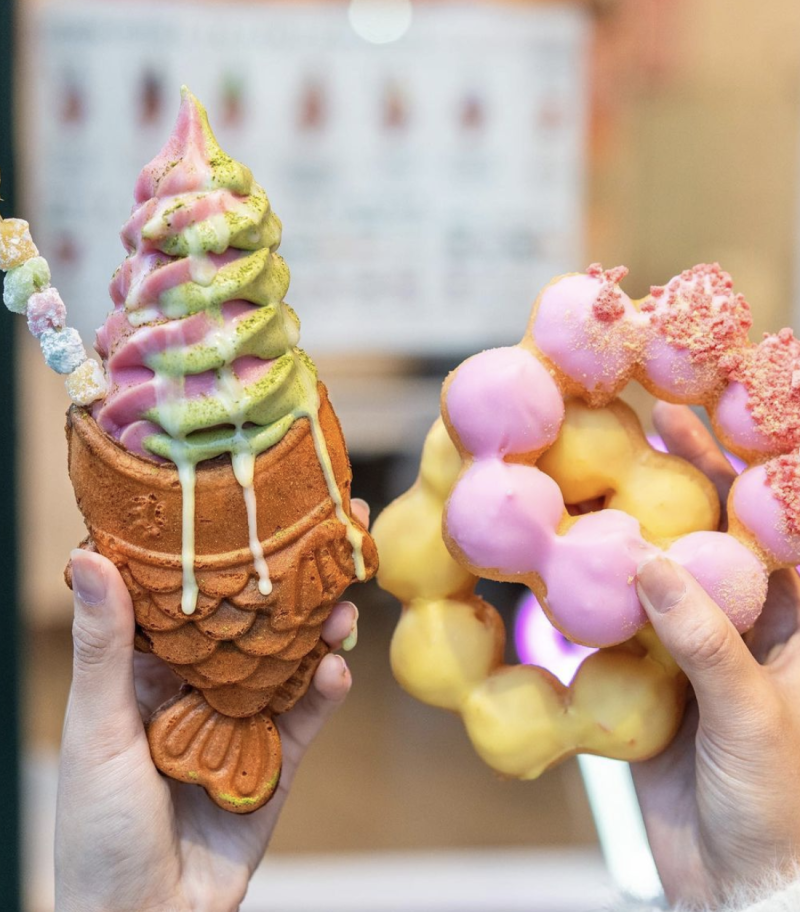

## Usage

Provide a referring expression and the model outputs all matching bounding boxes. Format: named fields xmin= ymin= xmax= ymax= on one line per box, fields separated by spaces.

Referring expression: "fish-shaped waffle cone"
xmin=66 ymin=383 xmax=378 ymax=813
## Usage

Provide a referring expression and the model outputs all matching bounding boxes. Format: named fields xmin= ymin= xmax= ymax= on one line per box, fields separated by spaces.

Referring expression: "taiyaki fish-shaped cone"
xmin=67 ymin=384 xmax=377 ymax=812
xmin=0 ymin=88 xmax=376 ymax=813
xmin=63 ymin=87 xmax=378 ymax=812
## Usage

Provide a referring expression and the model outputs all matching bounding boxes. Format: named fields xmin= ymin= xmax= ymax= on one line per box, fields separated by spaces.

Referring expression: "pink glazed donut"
xmin=442 ymin=263 xmax=800 ymax=648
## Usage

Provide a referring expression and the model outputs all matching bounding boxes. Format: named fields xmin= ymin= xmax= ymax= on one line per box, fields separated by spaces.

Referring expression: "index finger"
xmin=351 ymin=497 xmax=370 ymax=529
xmin=652 ymin=401 xmax=738 ymax=503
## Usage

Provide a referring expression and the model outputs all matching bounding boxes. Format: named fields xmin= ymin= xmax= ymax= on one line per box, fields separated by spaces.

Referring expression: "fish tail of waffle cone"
xmin=65 ymin=382 xmax=378 ymax=810
xmin=147 ymin=686 xmax=282 ymax=813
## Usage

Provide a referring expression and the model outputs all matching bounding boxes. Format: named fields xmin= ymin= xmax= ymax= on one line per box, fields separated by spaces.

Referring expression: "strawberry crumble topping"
xmin=586 ymin=263 xmax=629 ymax=323
xmin=765 ymin=452 xmax=800 ymax=537
xmin=727 ymin=329 xmax=800 ymax=451
xmin=641 ymin=263 xmax=752 ymax=363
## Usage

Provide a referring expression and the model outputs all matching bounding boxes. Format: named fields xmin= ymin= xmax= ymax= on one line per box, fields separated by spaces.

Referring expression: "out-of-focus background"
xmin=5 ymin=0 xmax=800 ymax=909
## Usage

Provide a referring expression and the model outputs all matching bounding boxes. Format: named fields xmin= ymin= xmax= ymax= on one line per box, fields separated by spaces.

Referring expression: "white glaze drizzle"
xmin=176 ymin=453 xmax=200 ymax=615
xmin=297 ymin=382 xmax=367 ymax=581
xmin=220 ymin=355 xmax=274 ymax=599
xmin=233 ymin=448 xmax=273 ymax=596
xmin=281 ymin=302 xmax=367 ymax=581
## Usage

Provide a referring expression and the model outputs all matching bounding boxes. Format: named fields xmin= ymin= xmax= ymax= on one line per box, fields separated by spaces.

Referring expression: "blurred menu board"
xmin=24 ymin=1 xmax=589 ymax=354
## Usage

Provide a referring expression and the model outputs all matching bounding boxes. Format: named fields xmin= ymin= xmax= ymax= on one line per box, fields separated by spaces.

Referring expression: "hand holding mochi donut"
xmin=374 ymin=262 xmax=800 ymax=778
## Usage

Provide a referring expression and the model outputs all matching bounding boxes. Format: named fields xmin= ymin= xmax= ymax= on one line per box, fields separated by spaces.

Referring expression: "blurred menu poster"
xmin=25 ymin=1 xmax=589 ymax=355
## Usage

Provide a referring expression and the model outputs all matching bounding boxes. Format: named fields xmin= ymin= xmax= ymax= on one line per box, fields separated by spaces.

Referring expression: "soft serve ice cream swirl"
xmin=93 ymin=87 xmax=365 ymax=614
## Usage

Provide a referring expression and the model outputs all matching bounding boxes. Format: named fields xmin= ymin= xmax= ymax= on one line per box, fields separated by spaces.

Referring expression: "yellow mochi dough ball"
xmin=569 ymin=649 xmax=684 ymax=759
xmin=461 ymin=666 xmax=571 ymax=778
xmin=373 ymin=421 xmax=473 ymax=603
xmin=390 ymin=598 xmax=500 ymax=710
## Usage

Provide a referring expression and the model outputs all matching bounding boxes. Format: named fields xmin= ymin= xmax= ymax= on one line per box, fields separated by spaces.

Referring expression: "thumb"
xmin=636 ymin=556 xmax=764 ymax=733
xmin=66 ymin=549 xmax=142 ymax=752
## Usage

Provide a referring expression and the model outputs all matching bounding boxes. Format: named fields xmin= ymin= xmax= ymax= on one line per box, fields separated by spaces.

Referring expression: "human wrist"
xmin=57 ymin=905 xmax=192 ymax=912
xmin=55 ymin=888 xmax=192 ymax=912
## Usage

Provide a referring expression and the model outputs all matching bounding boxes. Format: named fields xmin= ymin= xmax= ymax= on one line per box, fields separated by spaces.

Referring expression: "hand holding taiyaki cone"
xmin=56 ymin=544 xmax=363 ymax=912
xmin=1 ymin=86 xmax=378 ymax=815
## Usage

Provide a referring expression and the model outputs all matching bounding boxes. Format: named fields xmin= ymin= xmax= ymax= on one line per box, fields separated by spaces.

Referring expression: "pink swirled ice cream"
xmin=94 ymin=88 xmax=306 ymax=466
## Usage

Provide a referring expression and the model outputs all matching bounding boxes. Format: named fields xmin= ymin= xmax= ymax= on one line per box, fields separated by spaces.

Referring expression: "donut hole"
xmin=565 ymin=494 xmax=608 ymax=516
xmin=474 ymin=578 xmax=527 ymax=665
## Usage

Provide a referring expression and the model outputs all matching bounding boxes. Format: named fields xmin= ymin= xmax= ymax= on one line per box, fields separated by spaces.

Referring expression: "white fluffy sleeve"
xmin=609 ymin=871 xmax=800 ymax=912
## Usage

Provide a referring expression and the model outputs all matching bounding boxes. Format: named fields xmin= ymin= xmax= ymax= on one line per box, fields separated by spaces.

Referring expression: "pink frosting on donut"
xmin=664 ymin=532 xmax=768 ymax=633
xmin=643 ymin=335 xmax=726 ymax=402
xmin=532 ymin=271 xmax=642 ymax=400
xmin=713 ymin=381 xmax=774 ymax=456
xmin=732 ymin=463 xmax=800 ymax=564
xmin=640 ymin=263 xmax=751 ymax=401
xmin=764 ymin=451 xmax=800 ymax=536
xmin=446 ymin=460 xmax=659 ymax=645
xmin=542 ymin=511 xmax=656 ymax=646
xmin=718 ymin=330 xmax=800 ymax=457
xmin=446 ymin=461 xmax=562 ymax=574
xmin=446 ymin=347 xmax=564 ymax=458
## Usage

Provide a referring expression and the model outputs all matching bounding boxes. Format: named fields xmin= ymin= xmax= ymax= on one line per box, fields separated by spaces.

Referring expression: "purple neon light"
xmin=514 ymin=591 xmax=596 ymax=684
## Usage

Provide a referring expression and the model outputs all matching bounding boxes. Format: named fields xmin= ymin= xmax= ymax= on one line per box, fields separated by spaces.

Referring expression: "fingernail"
xmin=333 ymin=654 xmax=349 ymax=678
xmin=343 ymin=620 xmax=359 ymax=652
xmin=71 ymin=552 xmax=107 ymax=607
xmin=352 ymin=498 xmax=370 ymax=521
xmin=637 ymin=557 xmax=686 ymax=614
xmin=338 ymin=602 xmax=358 ymax=652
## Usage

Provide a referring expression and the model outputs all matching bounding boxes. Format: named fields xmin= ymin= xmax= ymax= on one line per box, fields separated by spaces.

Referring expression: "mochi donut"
xmin=373 ymin=263 xmax=800 ymax=777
